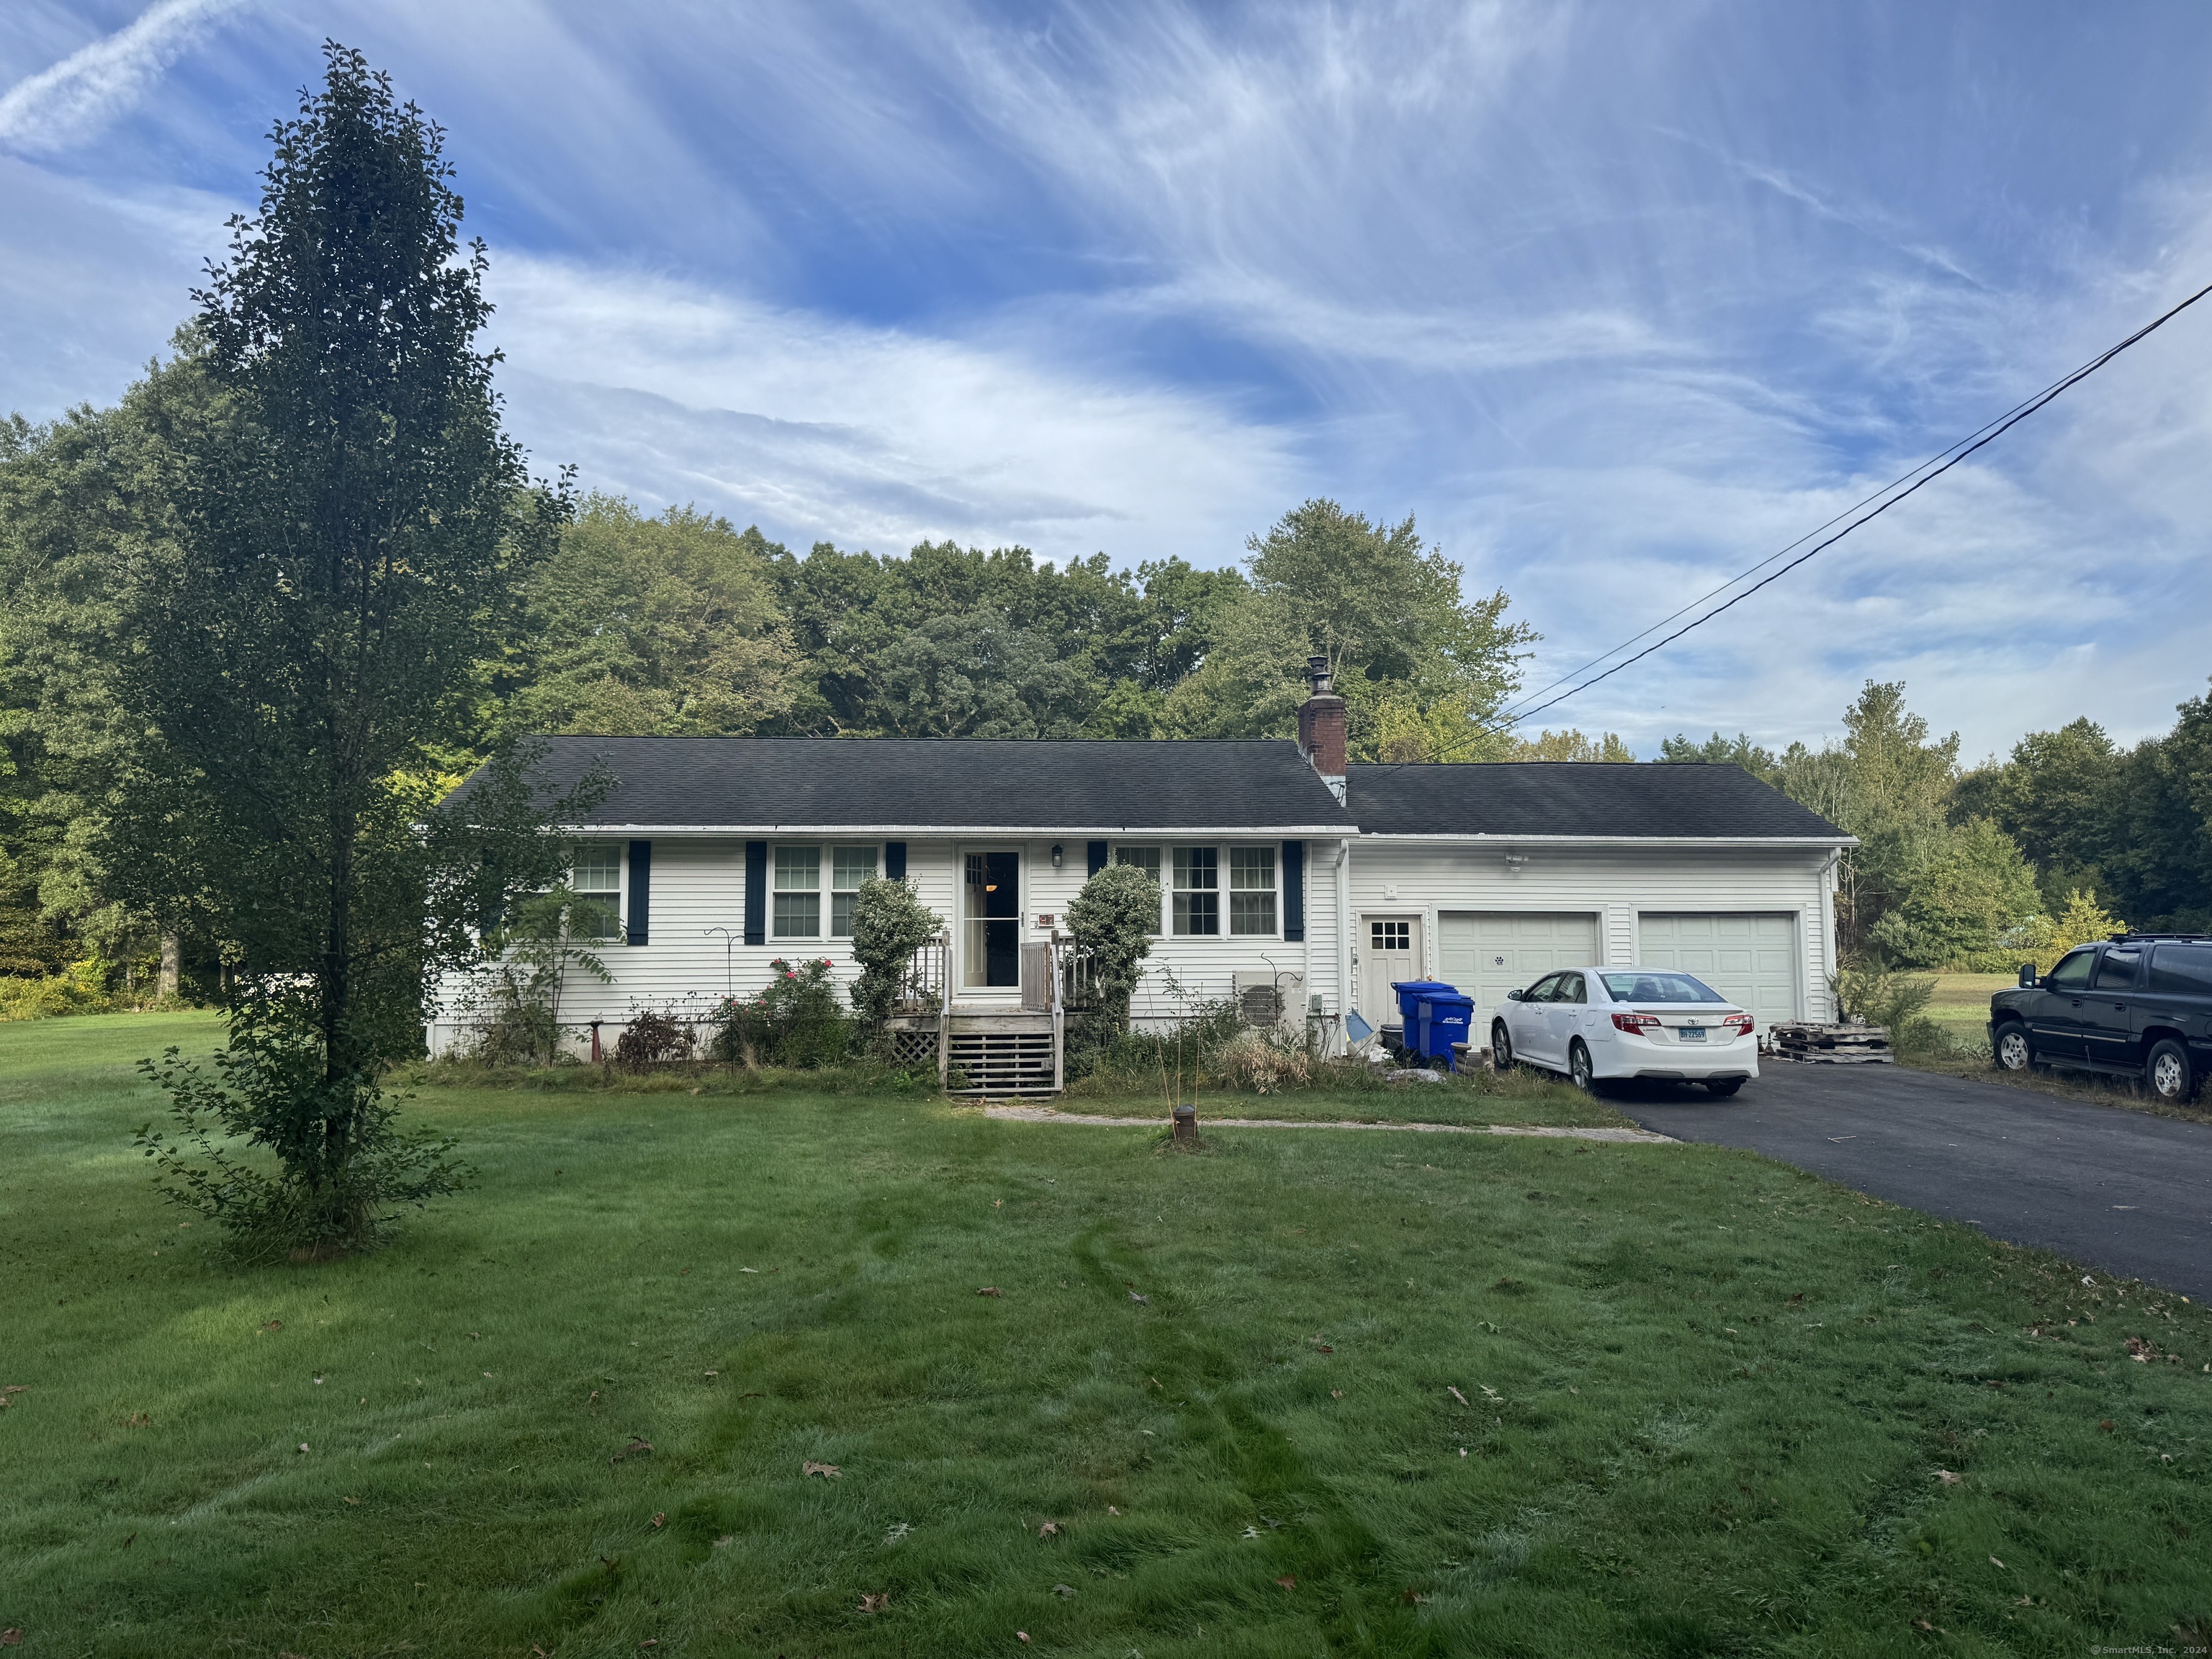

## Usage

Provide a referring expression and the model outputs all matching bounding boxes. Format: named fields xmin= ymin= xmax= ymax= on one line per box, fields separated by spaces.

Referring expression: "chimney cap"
xmin=1305 ymin=655 xmax=1334 ymax=696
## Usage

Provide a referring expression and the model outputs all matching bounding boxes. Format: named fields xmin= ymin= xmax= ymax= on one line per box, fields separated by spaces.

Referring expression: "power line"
xmin=1390 ymin=276 xmax=2212 ymax=770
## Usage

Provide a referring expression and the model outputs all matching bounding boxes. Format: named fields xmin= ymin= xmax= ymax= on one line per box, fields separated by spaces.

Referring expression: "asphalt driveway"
xmin=1613 ymin=1062 xmax=2212 ymax=1299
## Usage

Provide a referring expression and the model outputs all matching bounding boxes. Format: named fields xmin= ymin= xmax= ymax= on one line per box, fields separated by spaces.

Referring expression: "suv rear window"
xmin=2095 ymin=950 xmax=2141 ymax=990
xmin=2150 ymin=943 xmax=2212 ymax=995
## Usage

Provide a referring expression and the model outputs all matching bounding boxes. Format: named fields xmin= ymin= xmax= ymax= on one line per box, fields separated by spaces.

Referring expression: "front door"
xmin=1360 ymin=915 xmax=1423 ymax=1033
xmin=963 ymin=850 xmax=1022 ymax=991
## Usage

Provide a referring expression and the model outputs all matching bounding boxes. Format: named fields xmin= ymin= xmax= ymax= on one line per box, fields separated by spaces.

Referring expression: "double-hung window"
xmin=831 ymin=846 xmax=876 ymax=937
xmin=1172 ymin=847 xmax=1218 ymax=936
xmin=1228 ymin=846 xmax=1277 ymax=935
xmin=1115 ymin=845 xmax=1163 ymax=934
xmin=571 ymin=845 xmax=622 ymax=940
xmin=773 ymin=844 xmax=878 ymax=939
xmin=773 ymin=846 xmax=821 ymax=938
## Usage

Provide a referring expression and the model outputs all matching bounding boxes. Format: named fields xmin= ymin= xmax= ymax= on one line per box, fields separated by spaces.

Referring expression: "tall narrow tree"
xmin=113 ymin=45 xmax=566 ymax=1255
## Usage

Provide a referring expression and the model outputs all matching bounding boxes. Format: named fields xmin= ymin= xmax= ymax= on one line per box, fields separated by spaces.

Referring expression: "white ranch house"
xmin=431 ymin=669 xmax=1851 ymax=1089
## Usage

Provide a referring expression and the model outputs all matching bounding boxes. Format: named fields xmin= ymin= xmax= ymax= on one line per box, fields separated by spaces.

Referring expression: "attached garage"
xmin=1439 ymin=910 xmax=1601 ymax=1025
xmin=1638 ymin=912 xmax=1800 ymax=1027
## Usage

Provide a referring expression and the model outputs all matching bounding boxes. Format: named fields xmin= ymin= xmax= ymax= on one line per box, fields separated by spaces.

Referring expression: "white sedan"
xmin=1491 ymin=966 xmax=1758 ymax=1095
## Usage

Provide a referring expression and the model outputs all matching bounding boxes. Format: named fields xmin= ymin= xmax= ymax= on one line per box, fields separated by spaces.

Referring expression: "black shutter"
xmin=745 ymin=840 xmax=767 ymax=946
xmin=885 ymin=841 xmax=907 ymax=881
xmin=1087 ymin=840 xmax=1108 ymax=876
xmin=1282 ymin=840 xmax=1304 ymax=943
xmin=626 ymin=841 xmax=652 ymax=946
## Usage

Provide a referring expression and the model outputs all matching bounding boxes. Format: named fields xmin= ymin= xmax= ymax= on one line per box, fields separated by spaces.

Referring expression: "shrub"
xmin=613 ymin=1009 xmax=697 ymax=1071
xmin=1066 ymin=863 xmax=1158 ymax=1033
xmin=1832 ymin=961 xmax=1941 ymax=1053
xmin=461 ymin=889 xmax=613 ymax=1065
xmin=848 ymin=878 xmax=943 ymax=1037
xmin=712 ymin=957 xmax=853 ymax=1069
xmin=0 ymin=958 xmax=122 ymax=1021
xmin=132 ymin=1002 xmax=471 ymax=1263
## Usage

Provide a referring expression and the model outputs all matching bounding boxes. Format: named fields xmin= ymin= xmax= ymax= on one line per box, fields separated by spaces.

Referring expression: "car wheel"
xmin=1702 ymin=1077 xmax=1744 ymax=1097
xmin=2146 ymin=1038 xmax=2198 ymax=1104
xmin=1994 ymin=1022 xmax=2033 ymax=1073
xmin=1568 ymin=1039 xmax=1595 ymax=1094
xmin=1492 ymin=1021 xmax=1515 ymax=1072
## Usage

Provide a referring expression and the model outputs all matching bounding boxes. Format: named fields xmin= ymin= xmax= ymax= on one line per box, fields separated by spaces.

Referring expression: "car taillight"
xmin=1611 ymin=1012 xmax=1660 ymax=1034
xmin=1724 ymin=1013 xmax=1754 ymax=1035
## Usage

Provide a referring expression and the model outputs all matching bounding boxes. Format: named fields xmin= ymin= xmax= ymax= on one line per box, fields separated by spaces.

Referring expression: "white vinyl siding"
xmin=1638 ymin=912 xmax=1799 ymax=1025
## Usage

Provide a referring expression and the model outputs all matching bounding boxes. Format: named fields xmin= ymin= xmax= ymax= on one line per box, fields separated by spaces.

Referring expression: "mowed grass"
xmin=1927 ymin=974 xmax=2015 ymax=1044
xmin=2 ymin=1017 xmax=2209 ymax=1657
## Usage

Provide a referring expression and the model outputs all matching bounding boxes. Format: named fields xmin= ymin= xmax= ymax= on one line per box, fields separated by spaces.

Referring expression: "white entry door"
xmin=1359 ymin=915 xmax=1424 ymax=1033
xmin=1638 ymin=912 xmax=1799 ymax=1027
xmin=1438 ymin=912 xmax=1602 ymax=1035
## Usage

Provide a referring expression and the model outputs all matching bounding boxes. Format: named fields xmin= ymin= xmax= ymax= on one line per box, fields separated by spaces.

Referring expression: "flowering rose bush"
xmin=710 ymin=956 xmax=850 ymax=1068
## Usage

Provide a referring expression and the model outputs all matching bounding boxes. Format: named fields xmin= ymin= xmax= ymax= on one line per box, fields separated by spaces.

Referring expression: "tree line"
xmin=1664 ymin=679 xmax=2212 ymax=967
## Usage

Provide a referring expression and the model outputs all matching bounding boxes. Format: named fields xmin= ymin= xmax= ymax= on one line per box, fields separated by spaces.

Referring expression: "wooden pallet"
xmin=1770 ymin=1022 xmax=1894 ymax=1064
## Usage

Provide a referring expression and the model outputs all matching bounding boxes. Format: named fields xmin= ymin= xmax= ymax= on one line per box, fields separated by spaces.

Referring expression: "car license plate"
xmin=1679 ymin=1026 xmax=1707 ymax=1043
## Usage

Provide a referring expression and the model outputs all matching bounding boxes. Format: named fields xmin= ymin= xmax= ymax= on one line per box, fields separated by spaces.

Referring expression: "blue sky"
xmin=5 ymin=1 xmax=2212 ymax=758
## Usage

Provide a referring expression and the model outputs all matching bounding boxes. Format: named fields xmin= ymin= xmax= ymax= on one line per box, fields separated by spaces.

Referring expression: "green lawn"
xmin=1928 ymin=974 xmax=2015 ymax=1044
xmin=4 ymin=1015 xmax=2209 ymax=1656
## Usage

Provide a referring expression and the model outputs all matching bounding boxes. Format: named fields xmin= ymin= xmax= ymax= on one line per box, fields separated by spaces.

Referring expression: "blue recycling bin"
xmin=1390 ymin=979 xmax=1473 ymax=1071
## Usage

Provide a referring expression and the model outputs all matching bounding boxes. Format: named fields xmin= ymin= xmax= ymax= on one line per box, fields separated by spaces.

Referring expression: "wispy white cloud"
xmin=0 ymin=0 xmax=248 ymax=154
xmin=7 ymin=0 xmax=2212 ymax=760
xmin=482 ymin=254 xmax=1300 ymax=564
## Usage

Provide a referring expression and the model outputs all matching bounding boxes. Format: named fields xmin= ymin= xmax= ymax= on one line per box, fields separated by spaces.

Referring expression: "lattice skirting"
xmin=888 ymin=1027 xmax=939 ymax=1066
xmin=946 ymin=1030 xmax=1056 ymax=1095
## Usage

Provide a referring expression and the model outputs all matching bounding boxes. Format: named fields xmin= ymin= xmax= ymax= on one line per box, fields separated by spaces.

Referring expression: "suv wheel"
xmin=2146 ymin=1038 xmax=2198 ymax=1105
xmin=1492 ymin=1020 xmax=1515 ymax=1072
xmin=1994 ymin=1023 xmax=2033 ymax=1073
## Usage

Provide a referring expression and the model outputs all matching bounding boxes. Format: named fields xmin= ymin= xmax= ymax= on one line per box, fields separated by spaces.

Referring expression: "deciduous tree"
xmin=114 ymin=46 xmax=570 ymax=1256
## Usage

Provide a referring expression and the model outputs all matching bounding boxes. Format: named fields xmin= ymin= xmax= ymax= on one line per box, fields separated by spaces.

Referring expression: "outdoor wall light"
xmin=1051 ymin=842 xmax=1064 ymax=869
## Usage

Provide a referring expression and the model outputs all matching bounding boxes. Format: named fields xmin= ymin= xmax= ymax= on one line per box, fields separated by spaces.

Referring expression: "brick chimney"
xmin=1296 ymin=655 xmax=1347 ymax=804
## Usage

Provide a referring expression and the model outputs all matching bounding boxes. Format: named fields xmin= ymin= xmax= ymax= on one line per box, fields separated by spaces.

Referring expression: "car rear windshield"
xmin=1600 ymin=971 xmax=1726 ymax=1004
xmin=2150 ymin=943 xmax=2212 ymax=995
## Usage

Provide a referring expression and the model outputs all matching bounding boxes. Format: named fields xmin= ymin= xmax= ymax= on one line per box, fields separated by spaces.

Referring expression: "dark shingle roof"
xmin=1345 ymin=762 xmax=1850 ymax=840
xmin=496 ymin=736 xmax=1356 ymax=832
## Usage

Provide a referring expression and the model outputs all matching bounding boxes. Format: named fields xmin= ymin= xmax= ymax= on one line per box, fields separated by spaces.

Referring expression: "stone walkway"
xmin=977 ymin=1103 xmax=1676 ymax=1144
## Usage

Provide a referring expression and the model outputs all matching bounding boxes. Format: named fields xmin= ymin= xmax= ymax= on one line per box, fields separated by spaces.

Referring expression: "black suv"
xmin=1990 ymin=934 xmax=2212 ymax=1104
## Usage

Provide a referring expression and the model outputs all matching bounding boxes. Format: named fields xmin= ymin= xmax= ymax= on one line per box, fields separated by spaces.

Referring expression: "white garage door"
xmin=1439 ymin=912 xmax=1601 ymax=1028
xmin=1638 ymin=913 xmax=1799 ymax=1026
